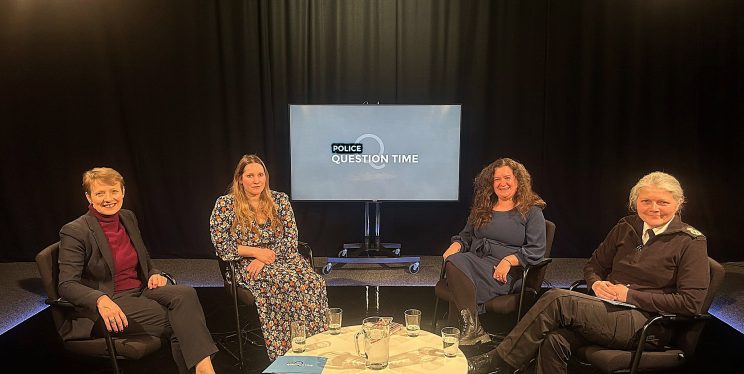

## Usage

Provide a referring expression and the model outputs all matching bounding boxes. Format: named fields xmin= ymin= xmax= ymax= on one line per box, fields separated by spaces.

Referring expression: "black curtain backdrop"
xmin=1 ymin=0 xmax=742 ymax=262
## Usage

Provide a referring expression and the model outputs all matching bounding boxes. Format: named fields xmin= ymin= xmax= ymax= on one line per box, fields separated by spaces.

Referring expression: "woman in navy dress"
xmin=442 ymin=158 xmax=547 ymax=345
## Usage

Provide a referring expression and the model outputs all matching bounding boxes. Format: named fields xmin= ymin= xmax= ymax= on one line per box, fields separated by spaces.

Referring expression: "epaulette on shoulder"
xmin=683 ymin=226 xmax=705 ymax=239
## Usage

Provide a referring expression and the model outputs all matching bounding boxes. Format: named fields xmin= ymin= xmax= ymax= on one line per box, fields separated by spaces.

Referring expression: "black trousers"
xmin=495 ymin=289 xmax=650 ymax=374
xmin=111 ymin=285 xmax=218 ymax=373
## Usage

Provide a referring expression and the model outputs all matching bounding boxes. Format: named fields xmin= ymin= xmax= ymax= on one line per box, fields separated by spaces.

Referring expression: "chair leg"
xmin=215 ymin=318 xmax=264 ymax=371
xmin=517 ymin=268 xmax=530 ymax=324
xmin=103 ymin=332 xmax=120 ymax=374
xmin=432 ymin=295 xmax=440 ymax=329
xmin=630 ymin=315 xmax=664 ymax=374
xmin=241 ymin=325 xmax=264 ymax=347
xmin=216 ymin=336 xmax=241 ymax=362
xmin=231 ymin=281 xmax=245 ymax=372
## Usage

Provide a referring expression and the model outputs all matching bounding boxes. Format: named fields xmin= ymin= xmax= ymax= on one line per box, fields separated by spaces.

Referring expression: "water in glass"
xmin=406 ymin=324 xmax=420 ymax=337
xmin=443 ymin=335 xmax=459 ymax=357
xmin=292 ymin=336 xmax=306 ymax=353
xmin=404 ymin=309 xmax=422 ymax=337
xmin=328 ymin=308 xmax=343 ymax=335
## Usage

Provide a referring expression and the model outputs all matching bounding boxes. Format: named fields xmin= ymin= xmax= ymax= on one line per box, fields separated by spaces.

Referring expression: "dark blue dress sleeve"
xmin=451 ymin=223 xmax=475 ymax=253
xmin=514 ymin=207 xmax=547 ymax=266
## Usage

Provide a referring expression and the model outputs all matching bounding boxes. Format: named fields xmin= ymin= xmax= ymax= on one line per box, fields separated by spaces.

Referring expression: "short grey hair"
xmin=628 ymin=171 xmax=685 ymax=212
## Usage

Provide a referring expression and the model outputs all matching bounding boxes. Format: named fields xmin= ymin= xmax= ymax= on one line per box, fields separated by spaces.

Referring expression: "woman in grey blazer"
xmin=58 ymin=167 xmax=218 ymax=374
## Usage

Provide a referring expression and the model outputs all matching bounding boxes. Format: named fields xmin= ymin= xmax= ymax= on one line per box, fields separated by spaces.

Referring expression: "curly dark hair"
xmin=467 ymin=158 xmax=546 ymax=229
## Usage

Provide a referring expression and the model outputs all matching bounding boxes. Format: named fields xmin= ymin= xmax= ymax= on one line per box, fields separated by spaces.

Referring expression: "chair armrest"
xmin=220 ymin=259 xmax=241 ymax=300
xmin=298 ymin=241 xmax=314 ymax=264
xmin=225 ymin=260 xmax=239 ymax=277
xmin=521 ymin=258 xmax=552 ymax=282
xmin=629 ymin=314 xmax=668 ymax=371
xmin=569 ymin=279 xmax=587 ymax=292
xmin=160 ymin=271 xmax=177 ymax=285
xmin=46 ymin=297 xmax=101 ymax=322
xmin=657 ymin=312 xmax=712 ymax=323
xmin=629 ymin=310 xmax=711 ymax=372
xmin=45 ymin=298 xmax=75 ymax=309
xmin=524 ymin=258 xmax=553 ymax=269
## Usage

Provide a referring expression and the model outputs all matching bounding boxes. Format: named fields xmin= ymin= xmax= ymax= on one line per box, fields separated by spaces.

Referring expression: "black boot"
xmin=467 ymin=349 xmax=513 ymax=374
xmin=459 ymin=309 xmax=491 ymax=346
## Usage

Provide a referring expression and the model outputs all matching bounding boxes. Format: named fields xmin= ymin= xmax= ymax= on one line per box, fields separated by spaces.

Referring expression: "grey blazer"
xmin=58 ymin=209 xmax=160 ymax=340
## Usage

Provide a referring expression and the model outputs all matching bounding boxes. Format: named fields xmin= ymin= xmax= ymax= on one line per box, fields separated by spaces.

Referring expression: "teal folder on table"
xmin=263 ymin=356 xmax=328 ymax=374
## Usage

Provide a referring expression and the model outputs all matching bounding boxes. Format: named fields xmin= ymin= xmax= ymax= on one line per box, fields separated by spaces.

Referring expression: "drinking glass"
xmin=441 ymin=327 xmax=460 ymax=358
xmin=404 ymin=309 xmax=422 ymax=337
xmin=327 ymin=307 xmax=343 ymax=335
xmin=291 ymin=321 xmax=306 ymax=353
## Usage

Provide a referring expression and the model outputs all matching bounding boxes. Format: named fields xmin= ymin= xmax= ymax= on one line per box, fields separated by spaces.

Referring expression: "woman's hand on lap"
xmin=442 ymin=243 xmax=461 ymax=260
xmin=492 ymin=260 xmax=511 ymax=283
xmin=253 ymin=248 xmax=276 ymax=264
xmin=246 ymin=259 xmax=266 ymax=279
xmin=147 ymin=274 xmax=167 ymax=289
xmin=591 ymin=280 xmax=618 ymax=300
xmin=96 ymin=295 xmax=128 ymax=332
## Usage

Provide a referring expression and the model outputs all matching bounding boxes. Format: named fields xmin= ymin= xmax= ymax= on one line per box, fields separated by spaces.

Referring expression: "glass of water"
xmin=441 ymin=327 xmax=460 ymax=358
xmin=404 ymin=309 xmax=422 ymax=337
xmin=291 ymin=321 xmax=306 ymax=353
xmin=327 ymin=307 xmax=343 ymax=335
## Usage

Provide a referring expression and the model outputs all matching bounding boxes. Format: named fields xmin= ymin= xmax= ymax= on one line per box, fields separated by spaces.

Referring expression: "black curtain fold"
xmin=1 ymin=0 xmax=742 ymax=262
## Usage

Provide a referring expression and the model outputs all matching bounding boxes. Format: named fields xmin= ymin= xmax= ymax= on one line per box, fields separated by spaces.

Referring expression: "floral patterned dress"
xmin=209 ymin=191 xmax=328 ymax=360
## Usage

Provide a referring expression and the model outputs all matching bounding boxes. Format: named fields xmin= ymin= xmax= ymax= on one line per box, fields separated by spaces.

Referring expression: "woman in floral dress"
xmin=210 ymin=154 xmax=328 ymax=360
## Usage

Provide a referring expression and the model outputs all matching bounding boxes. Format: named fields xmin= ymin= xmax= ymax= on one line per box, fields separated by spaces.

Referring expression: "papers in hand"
xmin=263 ymin=356 xmax=328 ymax=374
xmin=595 ymin=296 xmax=636 ymax=309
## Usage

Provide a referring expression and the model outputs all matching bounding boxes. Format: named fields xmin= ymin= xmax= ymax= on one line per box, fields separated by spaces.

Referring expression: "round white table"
xmin=285 ymin=325 xmax=468 ymax=373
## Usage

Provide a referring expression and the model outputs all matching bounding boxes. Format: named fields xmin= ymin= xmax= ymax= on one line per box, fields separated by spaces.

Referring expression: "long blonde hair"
xmin=467 ymin=158 xmax=546 ymax=228
xmin=228 ymin=154 xmax=281 ymax=236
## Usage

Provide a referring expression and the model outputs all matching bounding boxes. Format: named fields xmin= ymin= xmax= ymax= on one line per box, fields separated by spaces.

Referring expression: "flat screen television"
xmin=289 ymin=104 xmax=461 ymax=201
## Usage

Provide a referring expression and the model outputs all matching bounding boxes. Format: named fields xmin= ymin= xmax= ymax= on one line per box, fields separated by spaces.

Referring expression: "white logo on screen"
xmin=355 ymin=133 xmax=386 ymax=169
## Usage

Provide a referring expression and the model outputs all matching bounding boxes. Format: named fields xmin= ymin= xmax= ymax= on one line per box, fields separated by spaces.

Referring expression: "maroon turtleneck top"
xmin=88 ymin=205 xmax=142 ymax=292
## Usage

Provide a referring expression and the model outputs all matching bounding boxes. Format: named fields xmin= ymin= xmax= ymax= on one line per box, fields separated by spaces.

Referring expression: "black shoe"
xmin=458 ymin=343 xmax=484 ymax=357
xmin=459 ymin=309 xmax=491 ymax=346
xmin=467 ymin=349 xmax=513 ymax=374
xmin=485 ymin=332 xmax=505 ymax=347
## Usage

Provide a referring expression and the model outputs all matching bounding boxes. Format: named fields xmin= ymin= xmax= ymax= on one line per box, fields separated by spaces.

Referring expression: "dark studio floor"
xmin=1 ymin=286 xmax=743 ymax=373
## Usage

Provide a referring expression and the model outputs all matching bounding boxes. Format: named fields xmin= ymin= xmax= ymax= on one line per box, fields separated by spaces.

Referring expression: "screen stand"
xmin=321 ymin=202 xmax=420 ymax=275
xmin=344 ymin=201 xmax=399 ymax=257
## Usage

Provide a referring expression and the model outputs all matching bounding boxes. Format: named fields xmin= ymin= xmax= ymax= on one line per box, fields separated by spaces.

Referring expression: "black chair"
xmin=432 ymin=220 xmax=556 ymax=331
xmin=216 ymin=241 xmax=315 ymax=372
xmin=568 ymin=257 xmax=725 ymax=374
xmin=35 ymin=242 xmax=174 ymax=374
